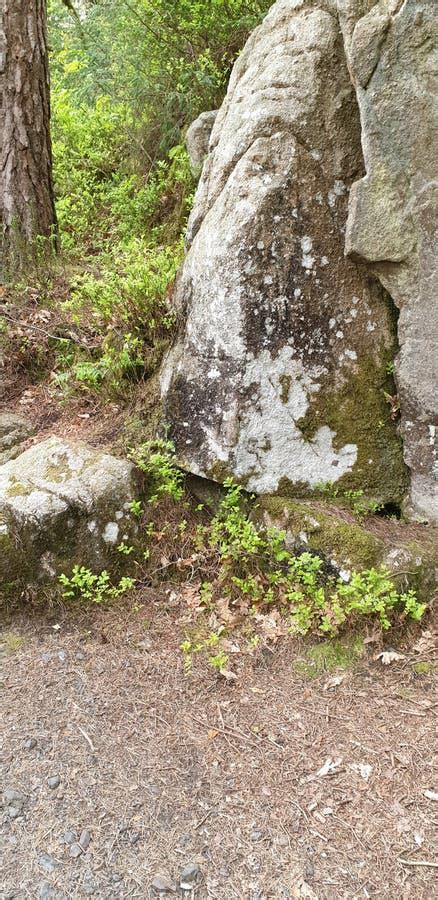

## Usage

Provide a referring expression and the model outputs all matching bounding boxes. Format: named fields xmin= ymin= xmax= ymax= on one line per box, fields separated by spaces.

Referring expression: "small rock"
xmin=47 ymin=775 xmax=61 ymax=790
xmin=250 ymin=831 xmax=264 ymax=842
xmin=8 ymin=805 xmax=22 ymax=819
xmin=63 ymin=830 xmax=77 ymax=845
xmin=23 ymin=737 xmax=37 ymax=750
xmin=130 ymin=831 xmax=141 ymax=845
xmin=39 ymin=882 xmax=54 ymax=900
xmin=79 ymin=830 xmax=91 ymax=850
xmin=112 ymin=874 xmax=123 ymax=884
xmin=58 ymin=650 xmax=67 ymax=664
xmin=3 ymin=788 xmax=26 ymax=805
xmin=70 ymin=842 xmax=83 ymax=859
xmin=38 ymin=854 xmax=57 ymax=873
xmin=180 ymin=863 xmax=201 ymax=888
xmin=151 ymin=874 xmax=177 ymax=893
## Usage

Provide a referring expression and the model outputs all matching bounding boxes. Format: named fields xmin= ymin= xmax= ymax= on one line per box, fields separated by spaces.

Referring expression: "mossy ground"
xmin=292 ymin=635 xmax=365 ymax=678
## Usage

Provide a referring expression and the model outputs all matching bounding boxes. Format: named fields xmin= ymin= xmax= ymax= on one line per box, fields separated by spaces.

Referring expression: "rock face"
xmin=161 ymin=0 xmax=407 ymax=503
xmin=186 ymin=110 xmax=218 ymax=175
xmin=0 ymin=412 xmax=34 ymax=464
xmin=0 ymin=436 xmax=139 ymax=598
xmin=340 ymin=0 xmax=438 ymax=522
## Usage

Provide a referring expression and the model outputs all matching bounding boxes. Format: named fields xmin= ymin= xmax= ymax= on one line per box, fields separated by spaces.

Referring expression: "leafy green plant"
xmin=59 ymin=566 xmax=135 ymax=603
xmin=130 ymin=439 xmax=185 ymax=502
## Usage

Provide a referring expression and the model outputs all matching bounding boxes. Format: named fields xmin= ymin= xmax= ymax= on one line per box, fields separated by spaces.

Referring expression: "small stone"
xmin=130 ymin=831 xmax=141 ymax=845
xmin=180 ymin=863 xmax=201 ymax=888
xmin=79 ymin=830 xmax=91 ymax=850
xmin=3 ymin=788 xmax=25 ymax=805
xmin=58 ymin=651 xmax=67 ymax=664
xmin=151 ymin=874 xmax=177 ymax=893
xmin=8 ymin=806 xmax=22 ymax=819
xmin=24 ymin=738 xmax=37 ymax=750
xmin=47 ymin=775 xmax=60 ymax=790
xmin=63 ymin=830 xmax=77 ymax=845
xmin=38 ymin=854 xmax=57 ymax=873
xmin=39 ymin=882 xmax=54 ymax=900
xmin=250 ymin=831 xmax=264 ymax=842
xmin=70 ymin=843 xmax=83 ymax=859
xmin=112 ymin=874 xmax=123 ymax=884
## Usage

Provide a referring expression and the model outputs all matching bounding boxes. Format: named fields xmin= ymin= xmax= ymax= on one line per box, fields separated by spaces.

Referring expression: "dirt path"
xmin=1 ymin=596 xmax=437 ymax=899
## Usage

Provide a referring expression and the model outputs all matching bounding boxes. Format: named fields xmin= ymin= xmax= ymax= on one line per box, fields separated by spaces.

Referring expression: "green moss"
xmin=412 ymin=661 xmax=437 ymax=676
xmin=295 ymin=353 xmax=408 ymax=504
xmin=293 ymin=636 xmax=365 ymax=678
xmin=257 ymin=496 xmax=384 ymax=569
xmin=2 ymin=632 xmax=25 ymax=654
xmin=279 ymin=374 xmax=292 ymax=404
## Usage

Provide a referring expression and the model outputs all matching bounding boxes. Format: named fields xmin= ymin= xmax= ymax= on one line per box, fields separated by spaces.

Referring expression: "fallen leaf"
xmin=217 ymin=597 xmax=238 ymax=625
xmin=207 ymin=729 xmax=219 ymax=740
xmin=412 ymin=630 xmax=437 ymax=654
xmin=376 ymin=650 xmax=405 ymax=665
xmin=323 ymin=674 xmax=345 ymax=690
xmin=219 ymin=668 xmax=237 ymax=682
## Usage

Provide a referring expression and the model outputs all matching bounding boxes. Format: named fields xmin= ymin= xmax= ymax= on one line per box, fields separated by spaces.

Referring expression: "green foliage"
xmin=206 ymin=481 xmax=426 ymax=637
xmin=316 ymin=483 xmax=383 ymax=518
xmin=59 ymin=565 xmax=135 ymax=603
xmin=130 ymin=439 xmax=185 ymax=502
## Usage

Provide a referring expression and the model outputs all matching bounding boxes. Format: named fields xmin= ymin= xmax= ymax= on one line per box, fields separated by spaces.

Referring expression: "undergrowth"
xmin=59 ymin=451 xmax=427 ymax=676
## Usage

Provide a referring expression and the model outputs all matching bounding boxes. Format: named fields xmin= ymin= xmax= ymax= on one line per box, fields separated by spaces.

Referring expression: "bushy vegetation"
xmin=4 ymin=1 xmax=271 ymax=400
xmin=6 ymin=3 xmax=428 ymax=665
xmin=60 ymin=453 xmax=426 ymax=673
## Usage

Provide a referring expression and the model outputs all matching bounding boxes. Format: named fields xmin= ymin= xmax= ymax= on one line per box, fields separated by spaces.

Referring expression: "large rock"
xmin=186 ymin=110 xmax=218 ymax=175
xmin=161 ymin=0 xmax=407 ymax=503
xmin=340 ymin=0 xmax=438 ymax=522
xmin=0 ymin=412 xmax=34 ymax=464
xmin=0 ymin=437 xmax=139 ymax=598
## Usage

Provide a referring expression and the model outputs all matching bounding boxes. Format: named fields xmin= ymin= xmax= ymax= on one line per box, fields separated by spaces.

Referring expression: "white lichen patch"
xmin=103 ymin=522 xmax=119 ymax=545
xmin=233 ymin=346 xmax=357 ymax=493
xmin=301 ymin=235 xmax=315 ymax=270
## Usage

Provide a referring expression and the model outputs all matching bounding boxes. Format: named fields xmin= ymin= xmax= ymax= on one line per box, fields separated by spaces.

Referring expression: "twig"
xmin=398 ymin=856 xmax=438 ymax=869
xmin=194 ymin=808 xmax=215 ymax=830
xmin=77 ymin=724 xmax=95 ymax=752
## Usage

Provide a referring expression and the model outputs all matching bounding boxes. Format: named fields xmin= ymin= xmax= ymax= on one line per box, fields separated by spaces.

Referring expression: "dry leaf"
xmin=412 ymin=630 xmax=437 ymax=654
xmin=207 ymin=729 xmax=219 ymax=740
xmin=219 ymin=668 xmax=237 ymax=682
xmin=376 ymin=650 xmax=405 ymax=665
xmin=323 ymin=674 xmax=345 ymax=690
xmin=217 ymin=597 xmax=238 ymax=625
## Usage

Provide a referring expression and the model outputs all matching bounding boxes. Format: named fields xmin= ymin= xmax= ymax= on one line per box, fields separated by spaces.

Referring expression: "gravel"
xmin=37 ymin=854 xmax=57 ymax=874
xmin=47 ymin=775 xmax=60 ymax=790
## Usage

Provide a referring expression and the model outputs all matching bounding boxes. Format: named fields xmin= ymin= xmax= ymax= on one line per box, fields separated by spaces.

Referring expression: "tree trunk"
xmin=0 ymin=0 xmax=57 ymax=279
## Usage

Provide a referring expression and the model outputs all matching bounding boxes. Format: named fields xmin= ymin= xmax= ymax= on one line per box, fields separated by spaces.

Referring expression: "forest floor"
xmin=1 ymin=594 xmax=437 ymax=900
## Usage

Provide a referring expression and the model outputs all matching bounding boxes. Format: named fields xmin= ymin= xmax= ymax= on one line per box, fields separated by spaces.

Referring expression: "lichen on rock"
xmin=0 ymin=436 xmax=140 ymax=601
xmin=161 ymin=0 xmax=407 ymax=505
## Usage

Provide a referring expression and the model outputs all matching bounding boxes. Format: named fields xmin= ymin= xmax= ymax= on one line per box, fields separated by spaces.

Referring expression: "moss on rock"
xmin=295 ymin=352 xmax=408 ymax=504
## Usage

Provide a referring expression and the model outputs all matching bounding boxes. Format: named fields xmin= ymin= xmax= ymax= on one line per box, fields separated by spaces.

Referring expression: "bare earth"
xmin=1 ymin=596 xmax=437 ymax=900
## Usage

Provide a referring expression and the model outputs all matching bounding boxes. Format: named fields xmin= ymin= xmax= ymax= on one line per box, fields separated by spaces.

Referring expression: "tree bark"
xmin=0 ymin=0 xmax=57 ymax=279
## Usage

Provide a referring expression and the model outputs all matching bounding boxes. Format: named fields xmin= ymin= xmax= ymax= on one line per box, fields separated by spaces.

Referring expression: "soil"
xmin=1 ymin=595 xmax=437 ymax=900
